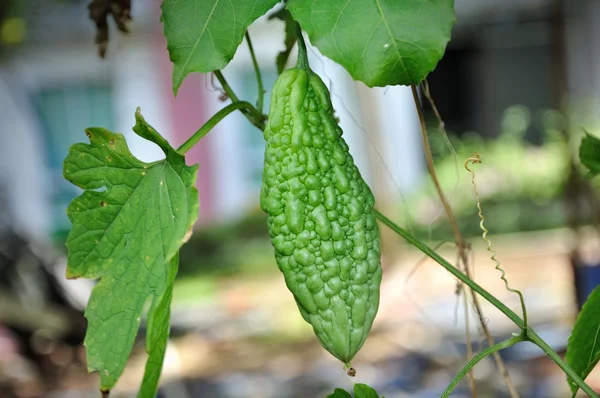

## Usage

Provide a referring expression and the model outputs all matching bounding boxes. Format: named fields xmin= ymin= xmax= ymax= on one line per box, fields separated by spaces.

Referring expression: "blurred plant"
xmin=177 ymin=209 xmax=273 ymax=278
xmin=405 ymin=105 xmax=574 ymax=239
xmin=0 ymin=0 xmax=26 ymax=47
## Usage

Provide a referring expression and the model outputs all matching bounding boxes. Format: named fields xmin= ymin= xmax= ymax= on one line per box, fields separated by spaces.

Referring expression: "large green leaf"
xmin=579 ymin=132 xmax=600 ymax=175
xmin=63 ymin=109 xmax=199 ymax=395
xmin=287 ymin=0 xmax=455 ymax=87
xmin=162 ymin=0 xmax=280 ymax=94
xmin=566 ymin=285 xmax=600 ymax=396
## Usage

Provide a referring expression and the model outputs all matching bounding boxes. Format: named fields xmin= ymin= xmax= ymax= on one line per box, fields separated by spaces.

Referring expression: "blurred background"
xmin=2 ymin=0 xmax=600 ymax=397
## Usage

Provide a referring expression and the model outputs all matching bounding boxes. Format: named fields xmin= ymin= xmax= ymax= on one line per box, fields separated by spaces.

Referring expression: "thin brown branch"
xmin=411 ymin=83 xmax=520 ymax=398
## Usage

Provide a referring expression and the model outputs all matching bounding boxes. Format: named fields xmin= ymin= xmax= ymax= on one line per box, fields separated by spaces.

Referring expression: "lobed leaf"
xmin=63 ymin=109 xmax=199 ymax=395
xmin=162 ymin=0 xmax=280 ymax=94
xmin=566 ymin=285 xmax=600 ymax=396
xmin=287 ymin=0 xmax=455 ymax=87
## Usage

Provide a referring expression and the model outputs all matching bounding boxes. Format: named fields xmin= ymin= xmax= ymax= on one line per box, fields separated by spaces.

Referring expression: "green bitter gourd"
xmin=260 ymin=38 xmax=382 ymax=367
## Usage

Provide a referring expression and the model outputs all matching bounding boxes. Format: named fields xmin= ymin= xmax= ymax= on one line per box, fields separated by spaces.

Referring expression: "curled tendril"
xmin=464 ymin=153 xmax=528 ymax=330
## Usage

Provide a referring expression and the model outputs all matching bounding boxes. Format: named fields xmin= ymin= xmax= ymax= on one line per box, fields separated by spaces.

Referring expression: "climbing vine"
xmin=63 ymin=0 xmax=600 ymax=397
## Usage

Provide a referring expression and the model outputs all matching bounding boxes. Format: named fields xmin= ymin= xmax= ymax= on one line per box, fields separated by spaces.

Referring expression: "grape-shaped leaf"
xmin=287 ymin=0 xmax=455 ymax=87
xmin=566 ymin=285 xmax=600 ymax=397
xmin=162 ymin=0 xmax=280 ymax=94
xmin=63 ymin=109 xmax=199 ymax=395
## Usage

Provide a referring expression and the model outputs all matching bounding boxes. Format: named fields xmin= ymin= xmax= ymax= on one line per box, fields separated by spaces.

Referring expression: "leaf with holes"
xmin=63 ymin=109 xmax=199 ymax=395
xmin=162 ymin=0 xmax=280 ymax=94
xmin=580 ymin=132 xmax=600 ymax=176
xmin=566 ymin=285 xmax=600 ymax=396
xmin=287 ymin=0 xmax=455 ymax=87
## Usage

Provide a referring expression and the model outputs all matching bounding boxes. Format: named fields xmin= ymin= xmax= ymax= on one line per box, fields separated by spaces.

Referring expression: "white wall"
xmin=0 ymin=37 xmax=170 ymax=238
xmin=0 ymin=71 xmax=52 ymax=240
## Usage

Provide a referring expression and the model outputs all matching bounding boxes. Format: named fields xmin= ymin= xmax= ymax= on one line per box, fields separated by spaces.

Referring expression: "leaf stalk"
xmin=245 ymin=31 xmax=265 ymax=114
xmin=442 ymin=334 xmax=524 ymax=398
xmin=213 ymin=70 xmax=265 ymax=130
xmin=177 ymin=101 xmax=260 ymax=155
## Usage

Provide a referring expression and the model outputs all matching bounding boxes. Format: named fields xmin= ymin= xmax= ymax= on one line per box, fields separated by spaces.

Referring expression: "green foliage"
xmin=406 ymin=108 xmax=572 ymax=239
xmin=580 ymin=132 xmax=600 ymax=175
xmin=566 ymin=286 xmax=600 ymax=397
xmin=327 ymin=383 xmax=383 ymax=398
xmin=287 ymin=0 xmax=455 ymax=87
xmin=162 ymin=0 xmax=280 ymax=94
xmin=260 ymin=60 xmax=382 ymax=364
xmin=63 ymin=109 xmax=199 ymax=395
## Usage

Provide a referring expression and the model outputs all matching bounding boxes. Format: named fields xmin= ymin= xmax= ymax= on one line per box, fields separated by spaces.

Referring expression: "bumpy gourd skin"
xmin=260 ymin=67 xmax=382 ymax=364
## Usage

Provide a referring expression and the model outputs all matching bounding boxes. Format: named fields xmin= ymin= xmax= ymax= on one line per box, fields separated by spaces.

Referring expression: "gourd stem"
xmin=213 ymin=70 xmax=265 ymax=130
xmin=374 ymin=209 xmax=600 ymax=398
xmin=214 ymin=70 xmax=240 ymax=103
xmin=177 ymin=101 xmax=258 ymax=155
xmin=245 ymin=31 xmax=264 ymax=114
xmin=294 ymin=22 xmax=310 ymax=71
xmin=441 ymin=335 xmax=524 ymax=398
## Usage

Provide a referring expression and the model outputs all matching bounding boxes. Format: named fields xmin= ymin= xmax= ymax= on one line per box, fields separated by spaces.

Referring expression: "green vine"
xmin=465 ymin=153 xmax=529 ymax=330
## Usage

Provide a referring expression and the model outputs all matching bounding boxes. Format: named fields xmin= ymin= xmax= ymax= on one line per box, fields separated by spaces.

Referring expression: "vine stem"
xmin=442 ymin=334 xmax=525 ymax=398
xmin=245 ymin=31 xmax=264 ymax=115
xmin=214 ymin=70 xmax=240 ymax=102
xmin=373 ymin=209 xmax=600 ymax=398
xmin=214 ymin=70 xmax=265 ymax=130
xmin=177 ymin=101 xmax=260 ymax=155
xmin=465 ymin=155 xmax=528 ymax=329
xmin=410 ymin=83 xmax=520 ymax=398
